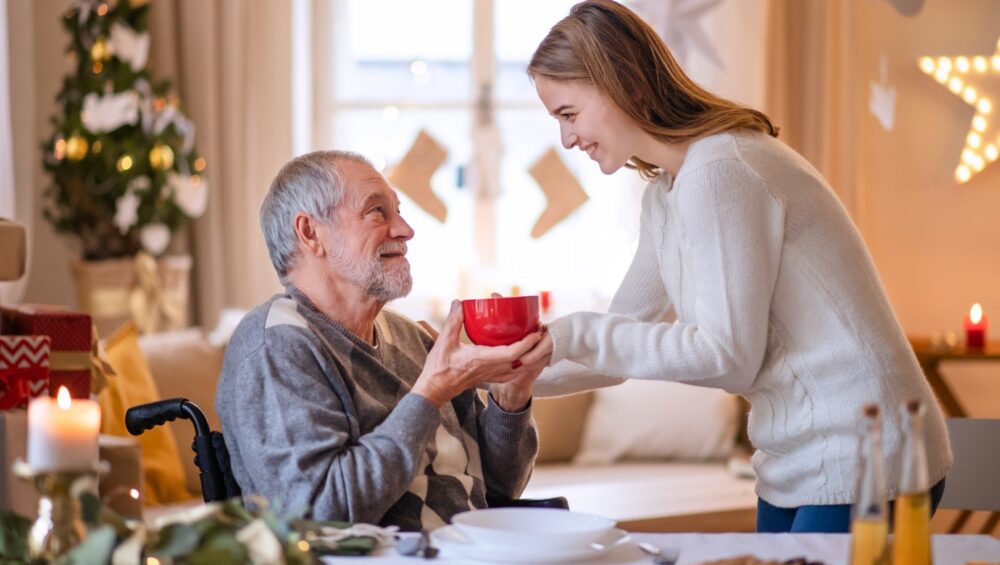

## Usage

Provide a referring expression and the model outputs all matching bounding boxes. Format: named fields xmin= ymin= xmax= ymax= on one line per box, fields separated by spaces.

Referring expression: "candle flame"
xmin=971 ymin=303 xmax=983 ymax=324
xmin=56 ymin=386 xmax=72 ymax=409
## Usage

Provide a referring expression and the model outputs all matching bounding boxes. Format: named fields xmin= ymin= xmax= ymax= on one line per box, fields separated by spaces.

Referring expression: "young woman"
xmin=519 ymin=0 xmax=951 ymax=533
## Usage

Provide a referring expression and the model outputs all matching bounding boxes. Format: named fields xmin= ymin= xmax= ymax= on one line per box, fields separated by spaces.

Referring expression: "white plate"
xmin=430 ymin=525 xmax=630 ymax=563
xmin=451 ymin=507 xmax=617 ymax=549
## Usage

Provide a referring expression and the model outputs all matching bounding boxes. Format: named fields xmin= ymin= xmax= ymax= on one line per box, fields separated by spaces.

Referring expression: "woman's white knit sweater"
xmin=538 ymin=131 xmax=951 ymax=507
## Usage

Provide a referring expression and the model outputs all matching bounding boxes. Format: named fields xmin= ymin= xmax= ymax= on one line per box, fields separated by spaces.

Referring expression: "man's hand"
xmin=411 ymin=301 xmax=544 ymax=408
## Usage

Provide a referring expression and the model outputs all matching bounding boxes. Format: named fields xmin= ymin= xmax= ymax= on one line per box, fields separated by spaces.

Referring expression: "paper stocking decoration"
xmin=529 ymin=148 xmax=589 ymax=238
xmin=386 ymin=130 xmax=449 ymax=222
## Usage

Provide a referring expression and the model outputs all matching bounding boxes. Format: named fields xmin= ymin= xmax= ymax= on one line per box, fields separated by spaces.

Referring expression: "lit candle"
xmin=27 ymin=386 xmax=100 ymax=472
xmin=964 ymin=303 xmax=988 ymax=350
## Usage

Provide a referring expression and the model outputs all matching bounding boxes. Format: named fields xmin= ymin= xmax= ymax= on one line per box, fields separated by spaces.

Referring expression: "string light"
xmin=194 ymin=157 xmax=207 ymax=172
xmin=986 ymin=144 xmax=999 ymax=161
xmin=117 ymin=155 xmax=133 ymax=172
xmin=53 ymin=137 xmax=67 ymax=161
xmin=919 ymin=36 xmax=1000 ymax=184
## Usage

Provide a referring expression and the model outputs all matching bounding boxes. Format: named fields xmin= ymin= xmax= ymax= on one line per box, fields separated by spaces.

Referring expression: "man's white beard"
xmin=329 ymin=241 xmax=412 ymax=302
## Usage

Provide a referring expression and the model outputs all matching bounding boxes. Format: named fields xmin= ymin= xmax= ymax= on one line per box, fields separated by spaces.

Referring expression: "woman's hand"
xmin=489 ymin=329 xmax=553 ymax=411
xmin=412 ymin=301 xmax=544 ymax=408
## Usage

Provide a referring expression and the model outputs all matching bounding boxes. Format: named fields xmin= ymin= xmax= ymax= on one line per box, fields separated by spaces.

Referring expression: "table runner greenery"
xmin=0 ymin=495 xmax=378 ymax=564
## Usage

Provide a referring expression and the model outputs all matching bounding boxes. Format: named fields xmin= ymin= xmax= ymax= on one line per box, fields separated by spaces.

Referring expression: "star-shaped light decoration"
xmin=918 ymin=38 xmax=1000 ymax=184
xmin=627 ymin=0 xmax=725 ymax=69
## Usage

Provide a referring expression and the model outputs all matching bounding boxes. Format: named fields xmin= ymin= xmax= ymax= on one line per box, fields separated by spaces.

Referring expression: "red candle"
xmin=964 ymin=303 xmax=988 ymax=349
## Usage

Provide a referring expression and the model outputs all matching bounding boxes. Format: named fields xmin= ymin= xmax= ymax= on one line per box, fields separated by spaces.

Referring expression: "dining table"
xmin=324 ymin=531 xmax=1000 ymax=564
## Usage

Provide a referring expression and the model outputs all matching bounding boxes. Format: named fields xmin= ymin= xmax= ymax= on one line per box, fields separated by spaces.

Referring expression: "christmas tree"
xmin=42 ymin=0 xmax=207 ymax=261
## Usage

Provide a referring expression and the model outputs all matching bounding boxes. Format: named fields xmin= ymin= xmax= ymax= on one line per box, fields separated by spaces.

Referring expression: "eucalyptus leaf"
xmin=0 ymin=509 xmax=31 ymax=561
xmin=195 ymin=529 xmax=247 ymax=563
xmin=149 ymin=522 xmax=200 ymax=557
xmin=56 ymin=525 xmax=115 ymax=565
xmin=78 ymin=492 xmax=101 ymax=525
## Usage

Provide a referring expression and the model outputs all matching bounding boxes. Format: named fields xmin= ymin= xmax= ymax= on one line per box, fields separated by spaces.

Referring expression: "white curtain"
xmin=0 ymin=0 xmax=29 ymax=303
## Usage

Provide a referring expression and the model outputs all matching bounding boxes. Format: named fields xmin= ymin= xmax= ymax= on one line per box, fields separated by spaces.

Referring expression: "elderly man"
xmin=216 ymin=150 xmax=547 ymax=532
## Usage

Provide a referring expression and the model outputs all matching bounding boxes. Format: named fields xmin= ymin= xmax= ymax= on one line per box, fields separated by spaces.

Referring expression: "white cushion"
xmin=573 ymin=379 xmax=739 ymax=465
xmin=523 ymin=462 xmax=757 ymax=523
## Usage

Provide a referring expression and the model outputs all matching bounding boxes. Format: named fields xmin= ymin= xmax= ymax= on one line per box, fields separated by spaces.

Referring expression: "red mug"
xmin=461 ymin=296 xmax=540 ymax=346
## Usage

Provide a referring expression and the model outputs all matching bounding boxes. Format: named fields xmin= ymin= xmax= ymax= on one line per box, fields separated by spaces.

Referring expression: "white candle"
xmin=27 ymin=386 xmax=100 ymax=472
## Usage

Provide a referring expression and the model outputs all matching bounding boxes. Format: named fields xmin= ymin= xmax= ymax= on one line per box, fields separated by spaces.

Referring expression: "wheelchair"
xmin=125 ymin=398 xmax=568 ymax=509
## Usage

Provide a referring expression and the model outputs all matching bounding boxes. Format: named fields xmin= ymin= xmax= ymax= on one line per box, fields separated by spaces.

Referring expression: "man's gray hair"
xmin=260 ymin=150 xmax=373 ymax=284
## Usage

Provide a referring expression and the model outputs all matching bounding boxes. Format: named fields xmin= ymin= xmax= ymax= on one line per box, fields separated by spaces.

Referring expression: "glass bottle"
xmin=850 ymin=403 xmax=889 ymax=565
xmin=892 ymin=399 xmax=933 ymax=565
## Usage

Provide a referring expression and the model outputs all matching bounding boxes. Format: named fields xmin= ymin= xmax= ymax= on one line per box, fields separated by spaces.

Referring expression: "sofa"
xmin=131 ymin=326 xmax=758 ymax=532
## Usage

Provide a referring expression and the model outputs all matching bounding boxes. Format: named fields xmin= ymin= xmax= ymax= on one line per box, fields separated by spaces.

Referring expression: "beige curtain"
xmin=0 ymin=0 xmax=34 ymax=304
xmin=764 ymin=0 xmax=863 ymax=219
xmin=148 ymin=0 xmax=293 ymax=327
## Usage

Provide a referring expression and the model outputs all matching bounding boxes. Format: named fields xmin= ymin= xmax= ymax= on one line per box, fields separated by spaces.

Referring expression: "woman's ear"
xmin=294 ymin=212 xmax=327 ymax=258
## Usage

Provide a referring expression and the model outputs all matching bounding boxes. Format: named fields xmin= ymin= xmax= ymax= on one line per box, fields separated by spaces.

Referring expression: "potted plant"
xmin=41 ymin=0 xmax=207 ymax=336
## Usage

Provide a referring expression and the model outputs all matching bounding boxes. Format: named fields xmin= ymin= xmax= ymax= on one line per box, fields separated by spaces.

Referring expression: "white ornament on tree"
xmin=152 ymin=106 xmax=178 ymax=136
xmin=82 ymin=91 xmax=139 ymax=133
xmin=167 ymin=172 xmax=208 ymax=218
xmin=626 ymin=0 xmax=725 ymax=69
xmin=114 ymin=192 xmax=140 ymax=235
xmin=140 ymin=223 xmax=171 ymax=256
xmin=173 ymin=115 xmax=197 ymax=155
xmin=110 ymin=21 xmax=150 ymax=72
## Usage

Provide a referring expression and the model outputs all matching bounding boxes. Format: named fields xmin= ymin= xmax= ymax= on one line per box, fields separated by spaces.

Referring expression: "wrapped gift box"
xmin=0 ymin=335 xmax=51 ymax=410
xmin=0 ymin=409 xmax=38 ymax=516
xmin=1 ymin=305 xmax=91 ymax=399
xmin=0 ymin=219 xmax=26 ymax=283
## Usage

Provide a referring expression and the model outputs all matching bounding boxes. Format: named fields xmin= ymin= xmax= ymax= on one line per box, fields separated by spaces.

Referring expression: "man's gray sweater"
xmin=215 ymin=286 xmax=538 ymax=531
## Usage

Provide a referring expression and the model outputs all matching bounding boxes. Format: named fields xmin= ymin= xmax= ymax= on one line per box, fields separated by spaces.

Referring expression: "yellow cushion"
xmin=98 ymin=322 xmax=193 ymax=506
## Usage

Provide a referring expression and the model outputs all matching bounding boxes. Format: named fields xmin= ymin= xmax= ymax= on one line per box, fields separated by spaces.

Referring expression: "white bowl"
xmin=450 ymin=508 xmax=616 ymax=549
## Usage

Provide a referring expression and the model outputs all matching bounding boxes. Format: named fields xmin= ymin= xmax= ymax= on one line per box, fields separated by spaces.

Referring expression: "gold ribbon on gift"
xmin=44 ymin=324 xmax=116 ymax=395
xmin=90 ymin=322 xmax=115 ymax=395
xmin=48 ymin=351 xmax=91 ymax=372
xmin=129 ymin=252 xmax=184 ymax=335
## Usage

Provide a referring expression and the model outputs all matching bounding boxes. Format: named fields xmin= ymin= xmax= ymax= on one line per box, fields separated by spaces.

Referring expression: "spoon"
xmin=637 ymin=541 xmax=681 ymax=565
xmin=396 ymin=532 xmax=439 ymax=559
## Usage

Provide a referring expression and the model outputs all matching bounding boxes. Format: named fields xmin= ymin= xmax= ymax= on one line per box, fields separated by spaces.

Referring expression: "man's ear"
xmin=294 ymin=212 xmax=327 ymax=258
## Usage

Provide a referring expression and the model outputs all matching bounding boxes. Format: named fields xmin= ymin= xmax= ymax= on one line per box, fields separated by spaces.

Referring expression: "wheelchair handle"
xmin=125 ymin=398 xmax=213 ymax=439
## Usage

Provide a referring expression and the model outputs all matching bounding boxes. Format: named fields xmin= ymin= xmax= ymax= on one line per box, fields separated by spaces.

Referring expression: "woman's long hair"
xmin=528 ymin=0 xmax=778 ymax=179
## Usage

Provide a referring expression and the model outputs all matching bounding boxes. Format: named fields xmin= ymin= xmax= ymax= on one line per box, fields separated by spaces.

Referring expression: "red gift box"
xmin=1 ymin=305 xmax=91 ymax=399
xmin=0 ymin=335 xmax=50 ymax=409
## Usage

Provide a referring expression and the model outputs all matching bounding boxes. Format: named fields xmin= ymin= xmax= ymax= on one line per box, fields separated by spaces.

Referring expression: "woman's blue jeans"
xmin=756 ymin=478 xmax=946 ymax=533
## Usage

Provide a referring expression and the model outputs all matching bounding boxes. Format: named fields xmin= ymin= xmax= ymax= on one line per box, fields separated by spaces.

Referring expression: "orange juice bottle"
xmin=850 ymin=404 xmax=889 ymax=565
xmin=892 ymin=400 xmax=933 ymax=565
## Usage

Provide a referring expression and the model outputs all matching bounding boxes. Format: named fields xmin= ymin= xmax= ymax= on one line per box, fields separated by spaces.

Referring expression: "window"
xmin=315 ymin=0 xmax=646 ymax=324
